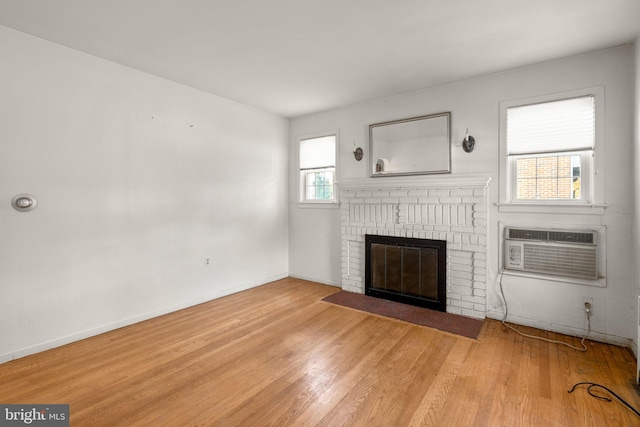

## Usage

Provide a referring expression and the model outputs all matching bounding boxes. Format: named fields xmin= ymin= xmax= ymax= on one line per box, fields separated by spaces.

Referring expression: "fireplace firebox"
xmin=365 ymin=234 xmax=446 ymax=312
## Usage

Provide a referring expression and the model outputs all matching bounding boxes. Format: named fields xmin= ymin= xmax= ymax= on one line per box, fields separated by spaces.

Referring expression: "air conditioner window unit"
xmin=504 ymin=227 xmax=598 ymax=280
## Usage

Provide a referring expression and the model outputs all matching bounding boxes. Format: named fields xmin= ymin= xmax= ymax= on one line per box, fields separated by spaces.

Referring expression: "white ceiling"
xmin=0 ymin=0 xmax=638 ymax=118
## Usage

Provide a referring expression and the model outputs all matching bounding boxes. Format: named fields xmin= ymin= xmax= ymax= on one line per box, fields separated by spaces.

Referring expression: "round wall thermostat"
xmin=11 ymin=194 xmax=38 ymax=212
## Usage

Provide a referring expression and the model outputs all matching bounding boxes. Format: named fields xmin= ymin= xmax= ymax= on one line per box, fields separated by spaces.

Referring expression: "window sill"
xmin=496 ymin=203 xmax=607 ymax=215
xmin=295 ymin=202 xmax=340 ymax=209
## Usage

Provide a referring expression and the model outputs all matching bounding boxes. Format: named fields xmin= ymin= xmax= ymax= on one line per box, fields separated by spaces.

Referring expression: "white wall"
xmin=289 ymin=46 xmax=636 ymax=345
xmin=633 ymin=40 xmax=640 ymax=367
xmin=0 ymin=26 xmax=289 ymax=362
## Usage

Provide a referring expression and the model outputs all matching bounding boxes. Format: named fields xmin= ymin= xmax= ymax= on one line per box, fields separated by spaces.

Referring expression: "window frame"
xmin=499 ymin=87 xmax=604 ymax=209
xmin=297 ymin=131 xmax=339 ymax=205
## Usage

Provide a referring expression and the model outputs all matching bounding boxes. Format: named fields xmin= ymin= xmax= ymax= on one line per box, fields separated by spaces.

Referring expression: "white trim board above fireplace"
xmin=339 ymin=173 xmax=491 ymax=319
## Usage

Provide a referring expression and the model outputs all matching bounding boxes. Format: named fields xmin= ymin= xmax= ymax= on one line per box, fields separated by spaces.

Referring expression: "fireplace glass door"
xmin=365 ymin=235 xmax=446 ymax=311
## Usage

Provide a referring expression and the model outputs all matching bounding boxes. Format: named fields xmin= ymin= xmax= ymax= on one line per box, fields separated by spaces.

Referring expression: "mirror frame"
xmin=369 ymin=112 xmax=451 ymax=177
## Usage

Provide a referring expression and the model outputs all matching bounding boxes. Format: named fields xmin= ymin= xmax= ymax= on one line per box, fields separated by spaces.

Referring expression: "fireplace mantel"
xmin=339 ymin=173 xmax=490 ymax=319
xmin=339 ymin=173 xmax=491 ymax=191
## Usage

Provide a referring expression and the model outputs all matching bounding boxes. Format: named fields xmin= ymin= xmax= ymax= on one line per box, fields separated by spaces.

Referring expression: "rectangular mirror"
xmin=369 ymin=112 xmax=451 ymax=177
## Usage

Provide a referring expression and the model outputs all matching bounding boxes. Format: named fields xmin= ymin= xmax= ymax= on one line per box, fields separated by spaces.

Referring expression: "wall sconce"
xmin=462 ymin=128 xmax=475 ymax=153
xmin=11 ymin=193 xmax=38 ymax=212
xmin=353 ymin=147 xmax=363 ymax=161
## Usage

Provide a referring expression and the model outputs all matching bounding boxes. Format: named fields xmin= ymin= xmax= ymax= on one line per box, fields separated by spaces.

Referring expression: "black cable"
xmin=568 ymin=382 xmax=640 ymax=417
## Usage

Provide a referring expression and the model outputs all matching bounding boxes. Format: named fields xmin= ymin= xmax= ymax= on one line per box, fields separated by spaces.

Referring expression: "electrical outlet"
xmin=583 ymin=297 xmax=593 ymax=313
xmin=205 ymin=257 xmax=211 ymax=267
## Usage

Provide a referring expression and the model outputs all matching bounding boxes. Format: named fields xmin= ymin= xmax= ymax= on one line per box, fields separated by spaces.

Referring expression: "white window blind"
xmin=300 ymin=135 xmax=335 ymax=170
xmin=507 ymin=96 xmax=595 ymax=155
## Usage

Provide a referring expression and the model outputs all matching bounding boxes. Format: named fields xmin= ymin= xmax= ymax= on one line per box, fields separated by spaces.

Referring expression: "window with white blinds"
xmin=505 ymin=94 xmax=596 ymax=203
xmin=298 ymin=134 xmax=337 ymax=203
xmin=507 ymin=96 xmax=595 ymax=155
xmin=299 ymin=136 xmax=335 ymax=170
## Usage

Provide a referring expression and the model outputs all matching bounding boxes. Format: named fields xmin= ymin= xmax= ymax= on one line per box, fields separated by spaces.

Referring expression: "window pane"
xmin=305 ymin=169 xmax=334 ymax=201
xmin=515 ymin=154 xmax=582 ymax=201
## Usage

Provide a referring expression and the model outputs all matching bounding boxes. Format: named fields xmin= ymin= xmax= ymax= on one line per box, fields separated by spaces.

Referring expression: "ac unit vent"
xmin=505 ymin=227 xmax=598 ymax=280
xmin=523 ymin=243 xmax=597 ymax=279
xmin=507 ymin=228 xmax=548 ymax=241
xmin=507 ymin=228 xmax=596 ymax=245
xmin=547 ymin=231 xmax=594 ymax=245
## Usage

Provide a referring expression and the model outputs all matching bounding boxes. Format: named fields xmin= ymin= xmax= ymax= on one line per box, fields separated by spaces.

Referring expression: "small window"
xmin=506 ymin=95 xmax=595 ymax=203
xmin=298 ymin=133 xmax=337 ymax=203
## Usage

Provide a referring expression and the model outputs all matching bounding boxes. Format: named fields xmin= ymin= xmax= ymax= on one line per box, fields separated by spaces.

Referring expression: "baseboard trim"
xmin=288 ymin=273 xmax=341 ymax=288
xmin=485 ymin=311 xmax=633 ymax=349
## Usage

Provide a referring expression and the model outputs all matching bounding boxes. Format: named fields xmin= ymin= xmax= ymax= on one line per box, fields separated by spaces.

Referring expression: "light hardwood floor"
xmin=1 ymin=277 xmax=639 ymax=426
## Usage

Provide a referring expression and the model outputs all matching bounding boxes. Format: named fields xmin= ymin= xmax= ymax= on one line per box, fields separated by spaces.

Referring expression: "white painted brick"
xmin=473 ymin=211 xmax=487 ymax=219
xmin=381 ymin=197 xmax=400 ymax=204
xmin=447 ymin=306 xmax=463 ymax=315
xmin=465 ymin=205 xmax=474 ymax=224
xmin=448 ymin=242 xmax=462 ymax=250
xmin=461 ymin=295 xmax=485 ymax=304
xmin=451 ymin=226 xmax=474 ymax=233
xmin=435 ymin=204 xmax=443 ymax=224
xmin=450 ymin=189 xmax=474 ymax=197
xmin=399 ymin=197 xmax=418 ymax=204
xmin=450 ymin=257 xmax=472 ymax=268
xmin=371 ymin=191 xmax=390 ymax=197
xmin=450 ymin=278 xmax=473 ymax=288
xmin=450 ymin=284 xmax=473 ymax=295
xmin=462 ymin=196 xmax=484 ymax=204
xmin=451 ymin=263 xmax=473 ymax=273
xmin=428 ymin=189 xmax=450 ymax=197
xmin=418 ymin=197 xmax=439 ymax=204
xmin=450 ymin=250 xmax=472 ymax=258
xmin=340 ymin=180 xmax=487 ymax=317
xmin=474 ymin=303 xmax=486 ymax=312
xmin=450 ymin=299 xmax=474 ymax=310
xmin=474 ymin=226 xmax=487 ymax=235
xmin=438 ymin=197 xmax=462 ymax=204
xmin=473 ymin=281 xmax=486 ymax=290
xmin=474 ymin=260 xmax=486 ymax=268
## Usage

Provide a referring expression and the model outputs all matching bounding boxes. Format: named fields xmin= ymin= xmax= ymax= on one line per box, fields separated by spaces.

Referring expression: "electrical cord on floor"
xmin=568 ymin=382 xmax=640 ymax=417
xmin=498 ymin=269 xmax=590 ymax=351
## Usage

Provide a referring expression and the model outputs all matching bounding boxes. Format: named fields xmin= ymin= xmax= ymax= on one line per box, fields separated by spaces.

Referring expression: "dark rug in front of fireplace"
xmin=322 ymin=291 xmax=484 ymax=339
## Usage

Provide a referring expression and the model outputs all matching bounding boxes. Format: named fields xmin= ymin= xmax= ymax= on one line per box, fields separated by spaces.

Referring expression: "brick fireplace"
xmin=340 ymin=174 xmax=491 ymax=319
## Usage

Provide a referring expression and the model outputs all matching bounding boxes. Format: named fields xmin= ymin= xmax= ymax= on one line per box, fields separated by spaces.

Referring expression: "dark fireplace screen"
xmin=365 ymin=234 xmax=446 ymax=312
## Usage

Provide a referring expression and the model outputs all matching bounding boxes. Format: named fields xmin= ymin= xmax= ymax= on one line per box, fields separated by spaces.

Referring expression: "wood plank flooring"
xmin=1 ymin=277 xmax=639 ymax=426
